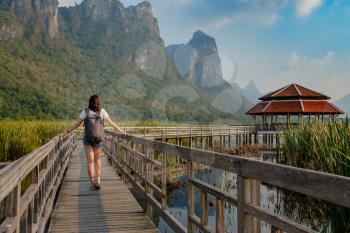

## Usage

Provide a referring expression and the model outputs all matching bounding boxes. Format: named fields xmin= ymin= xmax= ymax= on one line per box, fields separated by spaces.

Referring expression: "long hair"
xmin=88 ymin=95 xmax=101 ymax=112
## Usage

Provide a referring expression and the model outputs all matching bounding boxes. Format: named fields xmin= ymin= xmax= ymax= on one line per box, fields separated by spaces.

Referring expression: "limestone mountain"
xmin=166 ymin=30 xmax=253 ymax=113
xmin=229 ymin=81 xmax=262 ymax=103
xmin=0 ymin=0 xmax=59 ymax=38
xmin=335 ymin=94 xmax=350 ymax=115
xmin=0 ymin=0 xmax=251 ymax=123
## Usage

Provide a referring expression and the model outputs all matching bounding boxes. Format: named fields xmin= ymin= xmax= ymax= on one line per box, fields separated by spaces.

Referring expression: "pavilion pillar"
xmin=262 ymin=115 xmax=266 ymax=129
xmin=287 ymin=113 xmax=291 ymax=124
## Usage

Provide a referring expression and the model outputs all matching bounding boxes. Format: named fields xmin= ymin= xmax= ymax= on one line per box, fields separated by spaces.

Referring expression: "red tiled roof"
xmin=246 ymin=100 xmax=344 ymax=115
xmin=303 ymin=101 xmax=344 ymax=114
xmin=245 ymin=102 xmax=269 ymax=115
xmin=259 ymin=83 xmax=330 ymax=101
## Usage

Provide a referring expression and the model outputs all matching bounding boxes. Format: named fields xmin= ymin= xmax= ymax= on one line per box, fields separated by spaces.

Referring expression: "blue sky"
xmin=59 ymin=0 xmax=350 ymax=101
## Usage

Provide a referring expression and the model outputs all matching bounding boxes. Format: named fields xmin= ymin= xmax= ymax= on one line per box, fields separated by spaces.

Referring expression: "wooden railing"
xmin=0 ymin=132 xmax=76 ymax=233
xmin=121 ymin=125 xmax=257 ymax=138
xmin=104 ymin=130 xmax=350 ymax=233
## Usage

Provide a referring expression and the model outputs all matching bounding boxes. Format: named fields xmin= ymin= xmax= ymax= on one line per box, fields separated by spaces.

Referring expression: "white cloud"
xmin=181 ymin=0 xmax=288 ymax=30
xmin=295 ymin=0 xmax=324 ymax=17
xmin=287 ymin=51 xmax=335 ymax=70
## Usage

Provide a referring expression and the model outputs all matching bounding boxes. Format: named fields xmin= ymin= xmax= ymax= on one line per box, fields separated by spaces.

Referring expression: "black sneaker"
xmin=94 ymin=182 xmax=101 ymax=190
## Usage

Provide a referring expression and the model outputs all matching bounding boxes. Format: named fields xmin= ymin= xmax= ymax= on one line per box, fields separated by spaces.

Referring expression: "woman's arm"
xmin=66 ymin=119 xmax=83 ymax=133
xmin=105 ymin=117 xmax=126 ymax=134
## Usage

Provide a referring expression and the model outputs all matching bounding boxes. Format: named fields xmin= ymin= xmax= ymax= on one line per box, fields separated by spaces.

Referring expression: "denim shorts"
xmin=83 ymin=136 xmax=103 ymax=148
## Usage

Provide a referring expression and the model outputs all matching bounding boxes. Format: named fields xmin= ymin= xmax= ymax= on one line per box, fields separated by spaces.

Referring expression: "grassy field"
xmin=0 ymin=120 xmax=70 ymax=162
xmin=0 ymin=119 xmax=188 ymax=162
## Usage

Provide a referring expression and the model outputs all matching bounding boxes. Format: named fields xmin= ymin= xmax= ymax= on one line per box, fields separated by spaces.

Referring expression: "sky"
xmin=59 ymin=0 xmax=350 ymax=101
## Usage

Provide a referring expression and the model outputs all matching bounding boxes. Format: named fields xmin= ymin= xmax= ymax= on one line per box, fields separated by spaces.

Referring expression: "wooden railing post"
xmin=32 ymin=166 xmax=39 ymax=225
xmin=161 ymin=152 xmax=167 ymax=210
xmin=245 ymin=179 xmax=261 ymax=233
xmin=145 ymin=147 xmax=154 ymax=218
xmin=200 ymin=192 xmax=208 ymax=226
xmin=187 ymin=160 xmax=195 ymax=233
xmin=190 ymin=127 xmax=193 ymax=148
xmin=216 ymin=198 xmax=225 ymax=233
xmin=237 ymin=175 xmax=245 ymax=233
xmin=211 ymin=128 xmax=214 ymax=150
xmin=228 ymin=128 xmax=231 ymax=148
xmin=220 ymin=127 xmax=223 ymax=147
xmin=7 ymin=184 xmax=21 ymax=233
xmin=201 ymin=126 xmax=204 ymax=149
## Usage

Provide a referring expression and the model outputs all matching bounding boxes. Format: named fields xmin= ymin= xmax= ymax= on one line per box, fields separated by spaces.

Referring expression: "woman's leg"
xmin=84 ymin=144 xmax=95 ymax=186
xmin=93 ymin=147 xmax=101 ymax=184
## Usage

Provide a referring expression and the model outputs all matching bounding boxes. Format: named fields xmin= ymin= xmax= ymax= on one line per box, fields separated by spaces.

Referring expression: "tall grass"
xmin=282 ymin=121 xmax=350 ymax=232
xmin=0 ymin=120 xmax=69 ymax=162
xmin=283 ymin=121 xmax=350 ymax=176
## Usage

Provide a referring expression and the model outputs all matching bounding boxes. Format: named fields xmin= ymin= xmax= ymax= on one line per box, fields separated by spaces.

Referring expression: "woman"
xmin=66 ymin=95 xmax=126 ymax=190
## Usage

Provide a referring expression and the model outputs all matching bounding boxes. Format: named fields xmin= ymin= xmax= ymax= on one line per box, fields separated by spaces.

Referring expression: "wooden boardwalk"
xmin=49 ymin=141 xmax=158 ymax=233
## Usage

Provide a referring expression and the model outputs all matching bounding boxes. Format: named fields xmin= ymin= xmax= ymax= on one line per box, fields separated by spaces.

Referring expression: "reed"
xmin=282 ymin=120 xmax=350 ymax=232
xmin=0 ymin=120 xmax=69 ymax=162
xmin=282 ymin=120 xmax=350 ymax=176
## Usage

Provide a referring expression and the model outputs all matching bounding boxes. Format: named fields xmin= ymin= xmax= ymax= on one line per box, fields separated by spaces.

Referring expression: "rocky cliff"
xmin=0 ymin=0 xmax=59 ymax=38
xmin=166 ymin=31 xmax=253 ymax=113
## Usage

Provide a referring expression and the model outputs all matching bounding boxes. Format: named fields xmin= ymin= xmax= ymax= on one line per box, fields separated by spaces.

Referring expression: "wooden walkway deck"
xmin=48 ymin=141 xmax=159 ymax=233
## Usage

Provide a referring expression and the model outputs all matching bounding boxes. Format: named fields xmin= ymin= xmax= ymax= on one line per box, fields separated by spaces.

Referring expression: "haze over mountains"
xmin=0 ymin=0 xmax=252 ymax=123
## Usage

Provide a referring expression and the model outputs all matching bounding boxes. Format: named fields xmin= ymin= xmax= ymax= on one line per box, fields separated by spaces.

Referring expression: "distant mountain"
xmin=335 ymin=94 xmax=350 ymax=114
xmin=0 ymin=0 xmax=252 ymax=123
xmin=229 ymin=81 xmax=262 ymax=103
xmin=166 ymin=30 xmax=253 ymax=114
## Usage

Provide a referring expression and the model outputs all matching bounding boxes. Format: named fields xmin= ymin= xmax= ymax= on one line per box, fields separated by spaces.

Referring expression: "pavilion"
xmin=246 ymin=83 xmax=344 ymax=128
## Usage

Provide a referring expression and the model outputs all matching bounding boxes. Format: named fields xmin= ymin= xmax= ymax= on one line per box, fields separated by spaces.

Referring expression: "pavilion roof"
xmin=259 ymin=83 xmax=330 ymax=101
xmin=246 ymin=100 xmax=344 ymax=115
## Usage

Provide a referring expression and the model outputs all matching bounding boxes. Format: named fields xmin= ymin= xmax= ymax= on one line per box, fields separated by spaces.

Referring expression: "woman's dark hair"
xmin=88 ymin=95 xmax=101 ymax=112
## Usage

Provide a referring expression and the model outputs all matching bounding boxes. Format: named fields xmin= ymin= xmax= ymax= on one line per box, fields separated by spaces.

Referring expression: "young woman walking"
xmin=66 ymin=95 xmax=126 ymax=190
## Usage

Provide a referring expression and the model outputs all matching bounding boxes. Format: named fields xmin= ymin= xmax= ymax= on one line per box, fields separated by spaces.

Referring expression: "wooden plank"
xmin=49 ymin=142 xmax=159 ymax=233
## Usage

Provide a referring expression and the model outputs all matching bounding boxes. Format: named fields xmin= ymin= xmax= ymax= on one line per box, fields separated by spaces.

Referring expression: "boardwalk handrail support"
xmin=104 ymin=129 xmax=350 ymax=233
xmin=0 ymin=132 xmax=76 ymax=233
